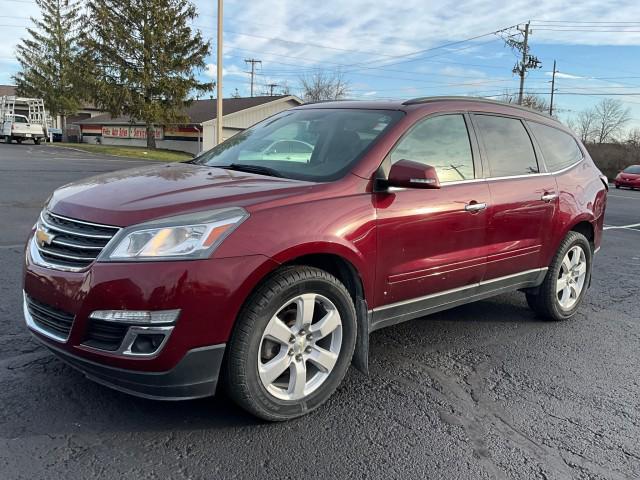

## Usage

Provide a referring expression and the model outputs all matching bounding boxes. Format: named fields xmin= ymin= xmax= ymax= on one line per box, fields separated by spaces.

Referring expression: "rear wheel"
xmin=526 ymin=231 xmax=591 ymax=321
xmin=225 ymin=266 xmax=357 ymax=421
xmin=34 ymin=138 xmax=41 ymax=145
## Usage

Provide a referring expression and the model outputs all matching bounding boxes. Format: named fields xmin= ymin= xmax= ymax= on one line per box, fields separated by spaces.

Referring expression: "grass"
xmin=49 ymin=143 xmax=193 ymax=162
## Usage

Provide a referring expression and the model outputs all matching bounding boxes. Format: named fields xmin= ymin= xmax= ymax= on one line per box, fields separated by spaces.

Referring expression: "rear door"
xmin=471 ymin=114 xmax=557 ymax=281
xmin=375 ymin=113 xmax=490 ymax=309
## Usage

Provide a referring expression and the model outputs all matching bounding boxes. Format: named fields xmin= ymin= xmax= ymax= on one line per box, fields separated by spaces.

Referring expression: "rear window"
xmin=623 ymin=165 xmax=640 ymax=174
xmin=528 ymin=122 xmax=582 ymax=172
xmin=473 ymin=115 xmax=539 ymax=177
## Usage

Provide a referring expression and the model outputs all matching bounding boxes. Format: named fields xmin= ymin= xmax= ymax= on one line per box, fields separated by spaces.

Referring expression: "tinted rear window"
xmin=623 ymin=165 xmax=640 ymax=174
xmin=473 ymin=115 xmax=539 ymax=177
xmin=528 ymin=122 xmax=582 ymax=172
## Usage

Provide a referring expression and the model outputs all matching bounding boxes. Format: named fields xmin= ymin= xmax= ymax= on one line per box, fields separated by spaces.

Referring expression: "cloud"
xmin=204 ymin=63 xmax=245 ymax=79
xmin=546 ymin=71 xmax=583 ymax=79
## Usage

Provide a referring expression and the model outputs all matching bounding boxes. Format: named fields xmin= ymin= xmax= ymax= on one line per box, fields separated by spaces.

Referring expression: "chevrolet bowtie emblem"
xmin=35 ymin=227 xmax=55 ymax=247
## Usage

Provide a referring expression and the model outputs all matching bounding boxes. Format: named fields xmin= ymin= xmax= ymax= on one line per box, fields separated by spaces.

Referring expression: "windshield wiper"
xmin=218 ymin=163 xmax=283 ymax=178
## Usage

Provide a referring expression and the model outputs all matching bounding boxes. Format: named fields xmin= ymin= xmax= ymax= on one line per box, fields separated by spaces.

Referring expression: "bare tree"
xmin=500 ymin=92 xmax=549 ymax=113
xmin=299 ymin=70 xmax=349 ymax=103
xmin=567 ymin=108 xmax=598 ymax=144
xmin=625 ymin=127 xmax=640 ymax=148
xmin=593 ymin=98 xmax=631 ymax=144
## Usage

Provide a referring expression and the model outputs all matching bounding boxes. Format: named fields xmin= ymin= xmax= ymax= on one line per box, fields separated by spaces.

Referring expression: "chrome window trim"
xmin=373 ymin=268 xmax=548 ymax=312
xmin=23 ymin=292 xmax=72 ymax=343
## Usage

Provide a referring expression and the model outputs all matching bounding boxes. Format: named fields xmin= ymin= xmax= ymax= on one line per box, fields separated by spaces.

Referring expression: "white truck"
xmin=0 ymin=96 xmax=49 ymax=145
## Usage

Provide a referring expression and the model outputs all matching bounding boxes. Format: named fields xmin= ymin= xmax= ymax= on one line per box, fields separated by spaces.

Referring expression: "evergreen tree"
xmin=81 ymin=0 xmax=212 ymax=149
xmin=13 ymin=0 xmax=84 ymax=127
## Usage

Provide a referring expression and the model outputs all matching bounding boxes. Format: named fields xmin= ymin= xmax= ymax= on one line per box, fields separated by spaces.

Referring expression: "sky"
xmin=1 ymin=0 xmax=640 ymax=129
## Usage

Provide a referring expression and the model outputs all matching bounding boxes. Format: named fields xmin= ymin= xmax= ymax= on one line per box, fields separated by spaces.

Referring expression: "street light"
xmin=216 ymin=0 xmax=223 ymax=145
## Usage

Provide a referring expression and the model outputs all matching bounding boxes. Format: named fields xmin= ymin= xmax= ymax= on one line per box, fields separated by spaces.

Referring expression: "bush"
xmin=585 ymin=143 xmax=640 ymax=179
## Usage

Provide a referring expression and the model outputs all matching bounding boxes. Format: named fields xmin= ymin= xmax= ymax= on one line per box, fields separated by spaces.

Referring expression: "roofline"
xmin=201 ymin=95 xmax=303 ymax=125
xmin=402 ymin=96 xmax=554 ymax=120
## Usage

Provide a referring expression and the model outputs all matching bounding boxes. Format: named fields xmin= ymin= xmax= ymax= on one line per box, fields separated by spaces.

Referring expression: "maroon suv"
xmin=23 ymin=97 xmax=607 ymax=420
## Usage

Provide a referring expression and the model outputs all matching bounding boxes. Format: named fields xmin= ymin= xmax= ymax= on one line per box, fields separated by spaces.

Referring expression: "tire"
xmin=34 ymin=138 xmax=41 ymax=145
xmin=526 ymin=231 xmax=592 ymax=321
xmin=615 ymin=185 xmax=620 ymax=189
xmin=225 ymin=265 xmax=357 ymax=421
xmin=16 ymin=138 xmax=22 ymax=144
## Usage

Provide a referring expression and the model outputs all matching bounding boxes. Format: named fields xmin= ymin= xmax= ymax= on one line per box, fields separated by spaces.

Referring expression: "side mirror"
xmin=387 ymin=160 xmax=441 ymax=189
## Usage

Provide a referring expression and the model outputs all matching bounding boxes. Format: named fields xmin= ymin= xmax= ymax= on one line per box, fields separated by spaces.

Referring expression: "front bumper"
xmin=23 ymin=232 xmax=279 ymax=394
xmin=615 ymin=179 xmax=639 ymax=188
xmin=33 ymin=333 xmax=226 ymax=400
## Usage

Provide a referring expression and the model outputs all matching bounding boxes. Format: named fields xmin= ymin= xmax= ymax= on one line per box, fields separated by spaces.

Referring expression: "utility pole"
xmin=503 ymin=21 xmax=541 ymax=105
xmin=244 ymin=58 xmax=262 ymax=97
xmin=517 ymin=22 xmax=530 ymax=105
xmin=549 ymin=60 xmax=557 ymax=116
xmin=216 ymin=0 xmax=223 ymax=145
xmin=266 ymin=83 xmax=279 ymax=96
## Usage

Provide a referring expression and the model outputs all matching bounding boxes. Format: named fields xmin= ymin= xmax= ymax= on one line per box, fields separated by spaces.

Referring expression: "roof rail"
xmin=402 ymin=96 xmax=553 ymax=119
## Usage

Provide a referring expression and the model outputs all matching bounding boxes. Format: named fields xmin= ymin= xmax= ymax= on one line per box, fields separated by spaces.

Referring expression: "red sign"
xmin=102 ymin=126 xmax=163 ymax=139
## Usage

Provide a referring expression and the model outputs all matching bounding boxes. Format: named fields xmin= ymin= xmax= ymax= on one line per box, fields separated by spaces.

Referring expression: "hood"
xmin=48 ymin=162 xmax=314 ymax=226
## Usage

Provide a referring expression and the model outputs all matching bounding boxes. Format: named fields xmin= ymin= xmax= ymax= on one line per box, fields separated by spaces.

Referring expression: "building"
xmin=75 ymin=95 xmax=303 ymax=155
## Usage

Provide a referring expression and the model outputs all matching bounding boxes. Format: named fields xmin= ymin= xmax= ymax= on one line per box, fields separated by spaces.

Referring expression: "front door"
xmin=374 ymin=113 xmax=489 ymax=317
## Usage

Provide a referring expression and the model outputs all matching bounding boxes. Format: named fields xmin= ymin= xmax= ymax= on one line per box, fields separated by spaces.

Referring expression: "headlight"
xmin=99 ymin=207 xmax=248 ymax=261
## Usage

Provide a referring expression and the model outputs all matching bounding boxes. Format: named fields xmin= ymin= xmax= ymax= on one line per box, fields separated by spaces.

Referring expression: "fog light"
xmin=89 ymin=309 xmax=180 ymax=325
xmin=130 ymin=333 xmax=167 ymax=354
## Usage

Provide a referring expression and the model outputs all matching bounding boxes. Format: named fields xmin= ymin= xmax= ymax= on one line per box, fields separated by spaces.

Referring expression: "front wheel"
xmin=526 ymin=231 xmax=592 ymax=321
xmin=225 ymin=266 xmax=357 ymax=421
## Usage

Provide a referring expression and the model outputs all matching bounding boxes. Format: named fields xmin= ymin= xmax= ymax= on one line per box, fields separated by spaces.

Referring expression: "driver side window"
xmin=389 ymin=114 xmax=475 ymax=182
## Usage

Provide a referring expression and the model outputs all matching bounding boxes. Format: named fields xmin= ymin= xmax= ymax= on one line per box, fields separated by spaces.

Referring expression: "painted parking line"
xmin=608 ymin=194 xmax=640 ymax=200
xmin=603 ymin=223 xmax=640 ymax=231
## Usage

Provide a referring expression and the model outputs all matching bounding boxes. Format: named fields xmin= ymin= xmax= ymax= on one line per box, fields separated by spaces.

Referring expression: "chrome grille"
xmin=36 ymin=210 xmax=120 ymax=270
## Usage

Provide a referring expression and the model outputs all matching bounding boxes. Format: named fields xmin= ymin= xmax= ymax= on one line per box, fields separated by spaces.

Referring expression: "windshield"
xmin=623 ymin=165 xmax=640 ymax=174
xmin=193 ymin=108 xmax=403 ymax=181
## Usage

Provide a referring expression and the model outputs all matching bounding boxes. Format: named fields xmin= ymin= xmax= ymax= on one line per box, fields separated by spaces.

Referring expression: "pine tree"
xmin=13 ymin=0 xmax=84 ymax=127
xmin=81 ymin=0 xmax=212 ymax=149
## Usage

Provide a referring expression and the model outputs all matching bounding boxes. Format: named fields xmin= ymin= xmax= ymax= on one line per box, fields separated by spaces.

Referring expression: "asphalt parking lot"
xmin=1 ymin=144 xmax=638 ymax=479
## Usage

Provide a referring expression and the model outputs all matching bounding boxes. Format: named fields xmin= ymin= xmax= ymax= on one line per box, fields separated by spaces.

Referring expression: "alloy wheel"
xmin=258 ymin=293 xmax=343 ymax=401
xmin=556 ymin=245 xmax=587 ymax=310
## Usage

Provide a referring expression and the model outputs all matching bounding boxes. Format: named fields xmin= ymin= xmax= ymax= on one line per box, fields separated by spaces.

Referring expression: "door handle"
xmin=464 ymin=202 xmax=487 ymax=212
xmin=541 ymin=192 xmax=558 ymax=202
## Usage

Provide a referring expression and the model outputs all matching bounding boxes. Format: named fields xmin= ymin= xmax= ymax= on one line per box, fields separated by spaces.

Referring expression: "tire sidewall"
xmin=548 ymin=233 xmax=592 ymax=319
xmin=237 ymin=274 xmax=356 ymax=419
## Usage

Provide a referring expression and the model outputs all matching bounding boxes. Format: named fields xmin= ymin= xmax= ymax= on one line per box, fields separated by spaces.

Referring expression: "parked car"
xmin=238 ymin=138 xmax=314 ymax=163
xmin=23 ymin=97 xmax=607 ymax=420
xmin=2 ymin=114 xmax=47 ymax=144
xmin=614 ymin=165 xmax=640 ymax=189
xmin=48 ymin=127 xmax=63 ymax=142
